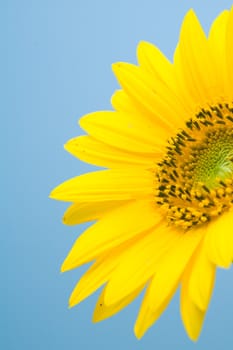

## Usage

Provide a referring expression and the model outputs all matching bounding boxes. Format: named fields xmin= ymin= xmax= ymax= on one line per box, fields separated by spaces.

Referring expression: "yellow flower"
xmin=50 ymin=8 xmax=233 ymax=341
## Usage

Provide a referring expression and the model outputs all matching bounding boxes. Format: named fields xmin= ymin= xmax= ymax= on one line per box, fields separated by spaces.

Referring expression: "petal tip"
xmin=68 ymin=302 xmax=74 ymax=309
xmin=69 ymin=296 xmax=77 ymax=308
xmin=182 ymin=8 xmax=199 ymax=28
xmin=187 ymin=330 xmax=200 ymax=342
xmin=61 ymin=259 xmax=70 ymax=273
xmin=92 ymin=312 xmax=100 ymax=323
xmin=111 ymin=62 xmax=122 ymax=73
xmin=49 ymin=187 xmax=58 ymax=200
xmin=137 ymin=40 xmax=149 ymax=51
xmin=133 ymin=325 xmax=144 ymax=340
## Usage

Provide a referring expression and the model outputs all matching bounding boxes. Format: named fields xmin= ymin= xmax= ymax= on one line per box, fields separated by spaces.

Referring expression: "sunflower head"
xmin=50 ymin=7 xmax=233 ymax=342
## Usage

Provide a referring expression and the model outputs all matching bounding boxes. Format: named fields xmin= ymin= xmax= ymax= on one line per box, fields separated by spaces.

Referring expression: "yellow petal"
xmin=137 ymin=41 xmax=174 ymax=86
xmin=61 ymin=200 xmax=161 ymax=271
xmin=63 ymin=201 xmax=122 ymax=225
xmin=65 ymin=135 xmax=157 ymax=169
xmin=69 ymin=246 xmax=126 ymax=307
xmin=111 ymin=89 xmax=168 ymax=151
xmin=147 ymin=228 xmax=203 ymax=312
xmin=208 ymin=10 xmax=229 ymax=98
xmin=188 ymin=241 xmax=216 ymax=311
xmin=93 ymin=285 xmax=143 ymax=322
xmin=79 ymin=111 xmax=165 ymax=154
xmin=112 ymin=62 xmax=183 ymax=130
xmin=137 ymin=41 xmax=189 ymax=121
xmin=180 ymin=265 xmax=205 ymax=341
xmin=111 ymin=89 xmax=138 ymax=114
xmin=50 ymin=169 xmax=154 ymax=202
xmin=173 ymin=43 xmax=197 ymax=114
xmin=63 ymin=200 xmax=123 ymax=225
xmin=178 ymin=9 xmax=218 ymax=105
xmin=104 ymin=224 xmax=180 ymax=305
xmin=206 ymin=210 xmax=233 ymax=268
xmin=134 ymin=280 xmax=175 ymax=339
xmin=226 ymin=6 xmax=233 ymax=99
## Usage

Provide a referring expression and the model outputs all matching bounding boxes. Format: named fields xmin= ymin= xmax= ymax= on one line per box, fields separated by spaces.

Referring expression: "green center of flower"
xmin=189 ymin=129 xmax=233 ymax=188
xmin=155 ymin=103 xmax=233 ymax=229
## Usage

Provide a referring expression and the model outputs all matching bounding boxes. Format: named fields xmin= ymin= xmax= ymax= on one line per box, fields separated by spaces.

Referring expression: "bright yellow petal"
xmin=137 ymin=41 xmax=189 ymax=121
xmin=208 ymin=10 xmax=229 ymax=98
xmin=69 ymin=246 xmax=126 ymax=307
xmin=188 ymin=241 xmax=216 ymax=311
xmin=206 ymin=210 xmax=233 ymax=268
xmin=147 ymin=228 xmax=203 ymax=312
xmin=226 ymin=6 xmax=233 ymax=97
xmin=50 ymin=169 xmax=154 ymax=202
xmin=79 ymin=111 xmax=165 ymax=154
xmin=111 ymin=89 xmax=169 ymax=145
xmin=93 ymin=285 xmax=143 ymax=322
xmin=112 ymin=62 xmax=183 ymax=130
xmin=61 ymin=200 xmax=161 ymax=271
xmin=180 ymin=265 xmax=205 ymax=341
xmin=65 ymin=135 xmax=157 ymax=169
xmin=103 ymin=224 xmax=180 ymax=305
xmin=134 ymin=280 xmax=175 ymax=339
xmin=173 ymin=43 xmax=197 ymax=114
xmin=137 ymin=41 xmax=174 ymax=86
xmin=111 ymin=89 xmax=138 ymax=114
xmin=178 ymin=9 xmax=218 ymax=105
xmin=63 ymin=200 xmax=124 ymax=225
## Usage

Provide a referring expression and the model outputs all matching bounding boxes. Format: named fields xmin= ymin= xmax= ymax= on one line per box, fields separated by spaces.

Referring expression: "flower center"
xmin=190 ymin=129 xmax=233 ymax=188
xmin=155 ymin=103 xmax=233 ymax=229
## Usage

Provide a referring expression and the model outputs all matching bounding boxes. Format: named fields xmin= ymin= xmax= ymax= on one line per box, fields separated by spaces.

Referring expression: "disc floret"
xmin=156 ymin=103 xmax=233 ymax=229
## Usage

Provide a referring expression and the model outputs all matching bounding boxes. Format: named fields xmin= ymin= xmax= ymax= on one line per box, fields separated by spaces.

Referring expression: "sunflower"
xmin=50 ymin=8 xmax=233 ymax=341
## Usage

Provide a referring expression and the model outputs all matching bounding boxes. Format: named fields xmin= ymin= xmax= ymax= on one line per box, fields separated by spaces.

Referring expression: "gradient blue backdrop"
xmin=3 ymin=0 xmax=233 ymax=349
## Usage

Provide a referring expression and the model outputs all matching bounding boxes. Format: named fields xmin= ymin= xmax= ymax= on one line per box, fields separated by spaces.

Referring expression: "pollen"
xmin=155 ymin=103 xmax=233 ymax=229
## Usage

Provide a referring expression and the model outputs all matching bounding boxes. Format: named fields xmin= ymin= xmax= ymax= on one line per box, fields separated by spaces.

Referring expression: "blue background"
xmin=3 ymin=0 xmax=233 ymax=349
